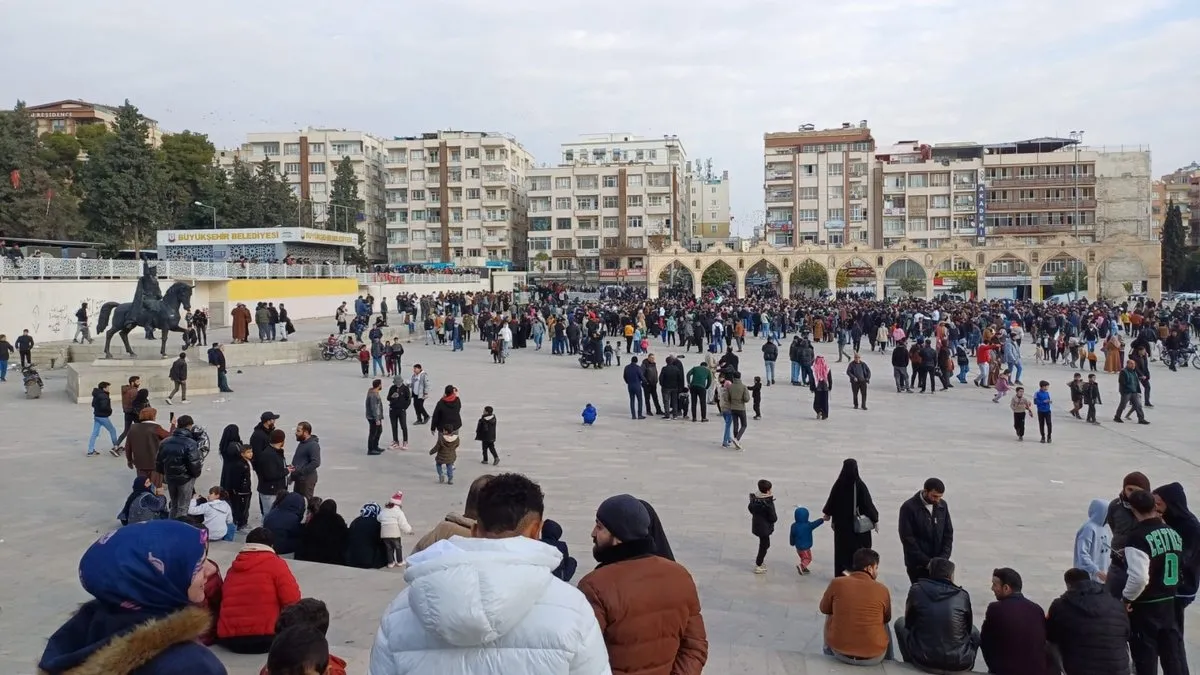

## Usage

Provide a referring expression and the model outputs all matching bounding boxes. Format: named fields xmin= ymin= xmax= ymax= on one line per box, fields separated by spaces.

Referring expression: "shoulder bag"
xmin=852 ymin=482 xmax=873 ymax=534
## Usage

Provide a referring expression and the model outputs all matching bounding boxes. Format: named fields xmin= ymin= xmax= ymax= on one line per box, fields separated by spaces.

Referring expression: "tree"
xmin=701 ymin=262 xmax=735 ymax=288
xmin=790 ymin=259 xmax=828 ymax=294
xmin=0 ymin=102 xmax=85 ymax=239
xmin=897 ymin=274 xmax=925 ymax=296
xmin=255 ymin=158 xmax=299 ymax=228
xmin=1161 ymin=203 xmax=1188 ymax=291
xmin=75 ymin=123 xmax=112 ymax=155
xmin=222 ymin=158 xmax=262 ymax=229
xmin=329 ymin=156 xmax=368 ymax=265
xmin=532 ymin=251 xmax=550 ymax=273
xmin=158 ymin=131 xmax=223 ymax=229
xmin=78 ymin=101 xmax=165 ymax=249
xmin=1052 ymin=268 xmax=1088 ymax=294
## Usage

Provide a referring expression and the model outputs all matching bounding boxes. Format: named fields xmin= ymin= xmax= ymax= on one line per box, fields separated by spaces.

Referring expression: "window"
xmin=306 ymin=143 xmax=323 ymax=154
xmin=932 ymin=217 xmax=950 ymax=230
xmin=908 ymin=173 xmax=927 ymax=188
xmin=603 ymin=175 xmax=618 ymax=188
xmin=828 ymin=208 xmax=845 ymax=221
xmin=648 ymin=194 xmax=664 ymax=207
xmin=648 ymin=173 xmax=670 ymax=187
xmin=284 ymin=162 xmax=301 ymax=174
xmin=466 ymin=168 xmax=479 ymax=179
xmin=260 ymin=142 xmax=279 ymax=155
xmin=909 ymin=217 xmax=927 ymax=231
xmin=883 ymin=218 xmax=905 ymax=235
xmin=555 ymin=177 xmax=571 ymax=189
xmin=485 ymin=189 xmax=498 ymax=200
xmin=627 ymin=195 xmax=643 ymax=207
xmin=465 ymin=147 xmax=479 ymax=159
xmin=410 ymin=150 xmax=424 ymax=161
xmin=851 ymin=161 xmax=869 ymax=176
xmin=828 ymin=163 xmax=844 ymax=176
xmin=466 ymin=209 xmax=481 ymax=221
xmin=799 ymin=164 xmax=817 ymax=176
xmin=451 ymin=208 xmax=463 ymax=222
xmin=828 ymin=186 xmax=844 ymax=199
xmin=626 ymin=174 xmax=643 ymax=187
xmin=410 ymin=170 xmax=425 ymax=182
xmin=603 ymin=216 xmax=619 ymax=229
xmin=554 ymin=238 xmax=573 ymax=250
xmin=648 ymin=150 xmax=657 ymax=159
xmin=309 ymin=162 xmax=325 ymax=175
xmin=529 ymin=176 xmax=550 ymax=190
xmin=331 ymin=142 xmax=361 ymax=156
xmin=603 ymin=236 xmax=620 ymax=248
xmin=556 ymin=217 xmax=573 ymax=230
xmin=283 ymin=143 xmax=300 ymax=155
xmin=931 ymin=195 xmax=950 ymax=208
xmin=603 ymin=196 xmax=619 ymax=208
xmin=412 ymin=209 xmax=427 ymax=221
xmin=450 ymin=150 xmax=461 ymax=162
xmin=577 ymin=236 xmax=599 ymax=249
xmin=528 ymin=237 xmax=551 ymax=250
xmin=427 ymin=149 xmax=439 ymax=162
xmin=410 ymin=189 xmax=425 ymax=201
xmin=531 ymin=217 xmax=551 ymax=231
xmin=709 ymin=212 xmax=717 ymax=220
xmin=798 ymin=187 xmax=819 ymax=200
xmin=564 ymin=150 xmax=574 ymax=162
xmin=428 ymin=189 xmax=440 ymax=204
xmin=577 ymin=175 xmax=598 ymax=189
xmin=627 ymin=216 xmax=643 ymax=228
xmin=850 ymin=205 xmax=866 ymax=222
xmin=577 ymin=196 xmax=598 ymax=210
xmin=466 ymin=188 xmax=480 ymax=200
xmin=797 ymin=209 xmax=819 ymax=221
xmin=485 ymin=150 xmax=497 ymax=161
xmin=710 ymin=224 xmax=718 ymax=234
xmin=627 ymin=236 xmax=643 ymax=248
xmin=555 ymin=197 xmax=571 ymax=210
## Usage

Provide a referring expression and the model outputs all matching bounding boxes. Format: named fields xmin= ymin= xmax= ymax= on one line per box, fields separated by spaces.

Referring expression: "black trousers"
xmin=731 ymin=410 xmax=747 ymax=440
xmin=643 ymin=384 xmax=663 ymax=415
xmin=1129 ymin=601 xmax=1189 ymax=675
xmin=482 ymin=441 xmax=497 ymax=461
xmin=1038 ymin=411 xmax=1052 ymax=440
xmin=755 ymin=534 xmax=771 ymax=566
xmin=367 ymin=419 xmax=383 ymax=453
xmin=689 ymin=386 xmax=708 ymax=421
xmin=662 ymin=388 xmax=679 ymax=417
xmin=893 ymin=367 xmax=908 ymax=391
xmin=412 ymin=397 xmax=428 ymax=423
xmin=1014 ymin=412 xmax=1027 ymax=438
xmin=389 ymin=409 xmax=408 ymax=444
xmin=229 ymin=492 xmax=251 ymax=528
xmin=116 ymin=411 xmax=138 ymax=445
xmin=851 ymin=381 xmax=867 ymax=407
xmin=19 ymin=349 xmax=32 ymax=367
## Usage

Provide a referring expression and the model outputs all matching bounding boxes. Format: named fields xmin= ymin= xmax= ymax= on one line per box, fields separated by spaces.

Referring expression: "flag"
xmin=9 ymin=169 xmax=18 ymax=189
xmin=46 ymin=188 xmax=54 ymax=200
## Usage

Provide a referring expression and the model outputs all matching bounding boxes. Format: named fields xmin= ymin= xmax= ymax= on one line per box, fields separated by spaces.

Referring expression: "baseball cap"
xmin=260 ymin=411 xmax=280 ymax=422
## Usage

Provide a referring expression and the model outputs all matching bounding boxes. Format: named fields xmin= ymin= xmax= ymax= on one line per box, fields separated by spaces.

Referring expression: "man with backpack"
xmin=156 ymin=414 xmax=203 ymax=518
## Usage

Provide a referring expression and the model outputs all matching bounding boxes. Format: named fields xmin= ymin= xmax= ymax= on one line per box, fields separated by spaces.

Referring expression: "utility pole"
xmin=1069 ymin=130 xmax=1084 ymax=297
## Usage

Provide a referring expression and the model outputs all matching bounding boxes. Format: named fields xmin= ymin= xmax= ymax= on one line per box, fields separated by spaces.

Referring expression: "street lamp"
xmin=328 ymin=204 xmax=356 ymax=232
xmin=1069 ymin=130 xmax=1085 ymax=297
xmin=193 ymin=201 xmax=217 ymax=229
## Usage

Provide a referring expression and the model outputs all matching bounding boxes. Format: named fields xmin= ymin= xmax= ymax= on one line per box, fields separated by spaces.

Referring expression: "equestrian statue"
xmin=97 ymin=261 xmax=193 ymax=358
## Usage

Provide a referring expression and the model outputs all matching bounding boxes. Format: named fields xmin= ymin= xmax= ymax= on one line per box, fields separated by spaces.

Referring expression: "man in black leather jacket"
xmin=894 ymin=557 xmax=979 ymax=673
xmin=155 ymin=414 xmax=203 ymax=518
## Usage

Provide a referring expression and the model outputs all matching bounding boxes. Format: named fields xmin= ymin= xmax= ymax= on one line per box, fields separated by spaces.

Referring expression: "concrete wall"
xmin=219 ymin=278 xmax=360 ymax=327
xmin=0 ymin=280 xmax=215 ymax=343
xmin=1096 ymin=151 xmax=1154 ymax=240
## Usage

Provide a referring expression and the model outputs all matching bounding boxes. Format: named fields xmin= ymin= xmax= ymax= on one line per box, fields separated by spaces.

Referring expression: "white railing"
xmin=0 ymin=258 xmax=356 ymax=280
xmin=355 ymin=272 xmax=488 ymax=285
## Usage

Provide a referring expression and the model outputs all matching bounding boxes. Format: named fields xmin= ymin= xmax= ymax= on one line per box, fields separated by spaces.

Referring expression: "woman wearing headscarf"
xmin=344 ymin=502 xmax=388 ymax=569
xmin=263 ymin=492 xmax=306 ymax=556
xmin=217 ymin=424 xmax=250 ymax=530
xmin=118 ymin=475 xmax=169 ymax=526
xmin=1154 ymin=482 xmax=1200 ymax=617
xmin=295 ymin=499 xmax=349 ymax=566
xmin=811 ymin=355 xmax=833 ymax=420
xmin=38 ymin=520 xmax=226 ymax=675
xmin=822 ymin=458 xmax=879 ymax=576
xmin=640 ymin=499 xmax=676 ymax=561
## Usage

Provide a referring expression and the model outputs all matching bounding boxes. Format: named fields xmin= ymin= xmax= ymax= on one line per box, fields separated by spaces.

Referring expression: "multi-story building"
xmin=216 ymin=129 xmax=387 ymax=260
xmin=528 ymin=134 xmax=689 ymax=282
xmin=762 ymin=122 xmax=876 ymax=249
xmin=687 ymin=161 xmax=732 ymax=249
xmin=381 ymin=131 xmax=532 ymax=269
xmin=1153 ymin=162 xmax=1199 ymax=245
xmin=27 ymin=99 xmax=163 ymax=146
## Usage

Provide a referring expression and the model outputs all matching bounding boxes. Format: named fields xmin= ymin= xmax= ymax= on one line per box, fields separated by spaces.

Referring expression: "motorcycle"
xmin=190 ymin=425 xmax=211 ymax=459
xmin=579 ymin=350 xmax=605 ymax=369
xmin=1160 ymin=345 xmax=1200 ymax=370
xmin=320 ymin=342 xmax=350 ymax=361
xmin=22 ymin=364 xmax=43 ymax=399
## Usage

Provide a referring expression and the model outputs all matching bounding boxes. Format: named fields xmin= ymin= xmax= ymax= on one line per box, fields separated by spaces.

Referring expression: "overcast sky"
xmin=3 ymin=0 xmax=1196 ymax=235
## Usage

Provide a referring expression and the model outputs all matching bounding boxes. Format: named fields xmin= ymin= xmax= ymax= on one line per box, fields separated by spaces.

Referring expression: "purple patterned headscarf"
xmin=79 ymin=520 xmax=208 ymax=614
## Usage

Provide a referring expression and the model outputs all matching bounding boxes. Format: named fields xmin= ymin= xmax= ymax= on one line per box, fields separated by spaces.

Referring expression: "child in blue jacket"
xmin=581 ymin=403 xmax=597 ymax=425
xmin=788 ymin=506 xmax=827 ymax=575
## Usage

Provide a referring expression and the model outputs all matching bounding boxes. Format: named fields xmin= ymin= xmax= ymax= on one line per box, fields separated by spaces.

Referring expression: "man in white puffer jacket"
xmin=369 ymin=473 xmax=611 ymax=675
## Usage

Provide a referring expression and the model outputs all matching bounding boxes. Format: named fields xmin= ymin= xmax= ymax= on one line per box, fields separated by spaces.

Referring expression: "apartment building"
xmin=216 ymin=129 xmax=387 ymax=260
xmin=529 ymin=134 xmax=689 ymax=282
xmin=687 ymin=162 xmax=732 ymax=249
xmin=1153 ymin=162 xmax=1199 ymax=245
xmin=381 ymin=131 xmax=533 ymax=268
xmin=762 ymin=122 xmax=876 ymax=248
xmin=27 ymin=99 xmax=164 ymax=146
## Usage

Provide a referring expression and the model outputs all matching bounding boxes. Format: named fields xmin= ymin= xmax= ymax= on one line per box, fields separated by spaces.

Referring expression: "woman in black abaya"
xmin=822 ymin=458 xmax=878 ymax=577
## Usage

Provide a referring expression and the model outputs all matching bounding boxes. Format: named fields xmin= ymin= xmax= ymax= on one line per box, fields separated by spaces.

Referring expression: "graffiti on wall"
xmin=35 ymin=297 xmax=101 ymax=338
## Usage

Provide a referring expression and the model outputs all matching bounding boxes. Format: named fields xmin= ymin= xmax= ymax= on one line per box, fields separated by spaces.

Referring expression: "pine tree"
xmin=223 ymin=158 xmax=261 ymax=229
xmin=1161 ymin=203 xmax=1188 ymax=291
xmin=0 ymin=102 xmax=85 ymax=239
xmin=78 ymin=101 xmax=165 ymax=248
xmin=255 ymin=158 xmax=299 ymax=228
xmin=328 ymin=156 xmax=368 ymax=265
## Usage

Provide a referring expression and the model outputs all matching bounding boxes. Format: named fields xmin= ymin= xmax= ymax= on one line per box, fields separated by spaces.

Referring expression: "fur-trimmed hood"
xmin=39 ymin=604 xmax=225 ymax=675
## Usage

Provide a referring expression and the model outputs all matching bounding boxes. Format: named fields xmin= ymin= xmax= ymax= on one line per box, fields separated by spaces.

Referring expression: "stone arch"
xmin=658 ymin=259 xmax=694 ymax=293
xmin=837 ymin=256 xmax=878 ymax=295
xmin=1095 ymin=251 xmax=1149 ymax=300
xmin=1038 ymin=252 xmax=1088 ymax=299
xmin=884 ymin=257 xmax=928 ymax=298
xmin=930 ymin=253 xmax=978 ymax=299
xmin=789 ymin=257 xmax=829 ymax=297
xmin=746 ymin=258 xmax=782 ymax=297
xmin=700 ymin=258 xmax=738 ymax=295
xmin=982 ymin=253 xmax=1032 ymax=300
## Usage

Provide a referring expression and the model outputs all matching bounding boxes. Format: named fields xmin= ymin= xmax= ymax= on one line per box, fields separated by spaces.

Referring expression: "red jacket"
xmin=260 ymin=654 xmax=347 ymax=675
xmin=217 ymin=545 xmax=301 ymax=639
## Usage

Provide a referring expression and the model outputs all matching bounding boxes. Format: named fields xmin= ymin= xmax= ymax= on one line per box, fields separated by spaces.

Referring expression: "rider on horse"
xmin=131 ymin=260 xmax=163 ymax=327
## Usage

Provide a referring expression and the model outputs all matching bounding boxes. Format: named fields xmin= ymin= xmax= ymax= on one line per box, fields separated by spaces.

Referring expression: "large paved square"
xmin=3 ymin=322 xmax=1198 ymax=674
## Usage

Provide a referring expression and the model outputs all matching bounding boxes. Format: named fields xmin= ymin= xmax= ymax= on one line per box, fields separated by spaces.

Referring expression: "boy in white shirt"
xmin=188 ymin=486 xmax=234 ymax=541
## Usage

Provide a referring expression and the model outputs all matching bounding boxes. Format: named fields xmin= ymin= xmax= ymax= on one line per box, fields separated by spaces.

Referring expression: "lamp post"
xmin=193 ymin=201 xmax=217 ymax=229
xmin=1069 ymin=130 xmax=1084 ymax=297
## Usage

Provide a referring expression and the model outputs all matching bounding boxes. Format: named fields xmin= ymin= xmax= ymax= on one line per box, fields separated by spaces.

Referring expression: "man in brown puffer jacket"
xmin=114 ymin=376 xmax=141 ymax=452
xmin=124 ymin=406 xmax=169 ymax=487
xmin=578 ymin=494 xmax=708 ymax=674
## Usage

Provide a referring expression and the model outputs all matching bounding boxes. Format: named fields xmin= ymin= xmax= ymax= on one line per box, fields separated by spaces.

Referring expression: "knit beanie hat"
xmin=389 ymin=491 xmax=404 ymax=506
xmin=1123 ymin=472 xmax=1151 ymax=492
xmin=596 ymin=494 xmax=651 ymax=543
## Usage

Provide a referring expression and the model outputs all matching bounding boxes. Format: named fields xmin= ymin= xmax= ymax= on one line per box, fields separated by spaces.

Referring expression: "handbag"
xmin=852 ymin=482 xmax=873 ymax=534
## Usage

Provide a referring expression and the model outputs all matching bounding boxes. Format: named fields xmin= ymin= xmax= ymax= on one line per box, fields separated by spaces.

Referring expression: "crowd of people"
xmin=31 ymin=283 xmax=1200 ymax=674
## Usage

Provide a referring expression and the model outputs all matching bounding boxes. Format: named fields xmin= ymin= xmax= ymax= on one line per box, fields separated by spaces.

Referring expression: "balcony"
xmin=994 ymin=223 xmax=1095 ymax=235
xmin=384 ymin=157 xmax=407 ymax=165
xmin=551 ymin=249 xmax=577 ymax=258
xmin=986 ymin=175 xmax=1097 ymax=188
xmin=450 ymin=235 xmax=464 ymax=243
xmin=952 ymin=203 xmax=975 ymax=213
xmin=883 ymin=183 xmax=906 ymax=194
xmin=952 ymin=180 xmax=977 ymax=191
xmin=385 ymin=197 xmax=407 ymax=206
xmin=987 ymin=198 xmax=1097 ymax=212
xmin=577 ymin=248 xmax=600 ymax=257
xmin=484 ymin=235 xmax=508 ymax=245
xmin=483 ymin=172 xmax=508 ymax=184
xmin=765 ymin=170 xmax=793 ymax=182
xmin=646 ymin=224 xmax=670 ymax=236
xmin=601 ymin=245 xmax=648 ymax=257
xmin=882 ymin=207 xmax=906 ymax=216
xmin=766 ymin=191 xmax=793 ymax=203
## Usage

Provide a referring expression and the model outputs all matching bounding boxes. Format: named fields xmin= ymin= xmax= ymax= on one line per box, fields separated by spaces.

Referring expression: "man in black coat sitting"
xmin=1046 ymin=567 xmax=1131 ymax=675
xmin=894 ymin=557 xmax=979 ymax=673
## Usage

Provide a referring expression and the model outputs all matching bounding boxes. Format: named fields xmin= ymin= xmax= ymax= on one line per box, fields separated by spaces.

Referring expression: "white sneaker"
xmin=732 ymin=438 xmax=742 ymax=450
xmin=164 ymin=398 xmax=173 ymax=406
xmin=754 ymin=565 xmax=767 ymax=575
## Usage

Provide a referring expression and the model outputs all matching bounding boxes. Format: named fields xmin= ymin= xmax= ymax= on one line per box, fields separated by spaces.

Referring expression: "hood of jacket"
xmin=91 ymin=388 xmax=108 ymax=405
xmin=1062 ymin=579 xmax=1118 ymax=616
xmin=401 ymin=535 xmax=563 ymax=647
xmin=914 ymin=577 xmax=964 ymax=603
xmin=228 ymin=546 xmax=281 ymax=574
xmin=1087 ymin=498 xmax=1108 ymax=525
xmin=275 ymin=492 xmax=307 ymax=518
xmin=1155 ymin=482 xmax=1190 ymax=514
xmin=39 ymin=604 xmax=214 ymax=675
xmin=793 ymin=506 xmax=809 ymax=523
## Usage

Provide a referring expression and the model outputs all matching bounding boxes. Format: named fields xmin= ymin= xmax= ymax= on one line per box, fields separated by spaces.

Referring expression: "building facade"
xmin=1153 ymin=162 xmax=1199 ymax=246
xmin=687 ymin=163 xmax=731 ymax=249
xmin=762 ymin=122 xmax=876 ymax=249
xmin=27 ymin=99 xmax=163 ymax=146
xmin=528 ymin=134 xmax=689 ymax=282
xmin=216 ymin=129 xmax=387 ymax=261
xmin=381 ymin=131 xmax=532 ymax=269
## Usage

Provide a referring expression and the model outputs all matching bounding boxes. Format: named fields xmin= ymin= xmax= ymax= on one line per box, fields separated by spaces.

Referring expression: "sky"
xmin=3 ymin=0 xmax=1197 ymax=236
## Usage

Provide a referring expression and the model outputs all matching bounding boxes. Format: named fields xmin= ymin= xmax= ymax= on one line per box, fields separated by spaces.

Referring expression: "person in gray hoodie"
xmin=1074 ymin=499 xmax=1112 ymax=582
xmin=290 ymin=421 xmax=321 ymax=498
xmin=366 ymin=378 xmax=385 ymax=455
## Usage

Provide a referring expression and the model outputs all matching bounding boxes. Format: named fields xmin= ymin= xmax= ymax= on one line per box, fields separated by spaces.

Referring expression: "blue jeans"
xmin=1010 ymin=361 xmax=1023 ymax=382
xmin=764 ymin=361 xmax=775 ymax=382
xmin=791 ymin=361 xmax=801 ymax=383
xmin=800 ymin=363 xmax=814 ymax=386
xmin=722 ymin=412 xmax=733 ymax=445
xmin=223 ymin=522 xmax=236 ymax=541
xmin=436 ymin=462 xmax=455 ymax=481
xmin=627 ymin=386 xmax=644 ymax=418
xmin=88 ymin=416 xmax=118 ymax=453
xmin=957 ymin=363 xmax=970 ymax=383
xmin=0 ymin=359 xmax=7 ymax=381
xmin=372 ymin=356 xmax=384 ymax=375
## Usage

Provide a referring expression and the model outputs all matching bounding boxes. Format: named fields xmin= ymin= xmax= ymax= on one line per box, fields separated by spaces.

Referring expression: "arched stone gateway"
xmin=644 ymin=235 xmax=1161 ymax=301
xmin=746 ymin=259 xmax=782 ymax=297
xmin=658 ymin=260 xmax=694 ymax=295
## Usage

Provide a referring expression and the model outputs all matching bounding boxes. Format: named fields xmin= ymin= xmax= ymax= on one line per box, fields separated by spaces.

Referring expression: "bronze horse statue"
xmin=97 ymin=281 xmax=194 ymax=358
